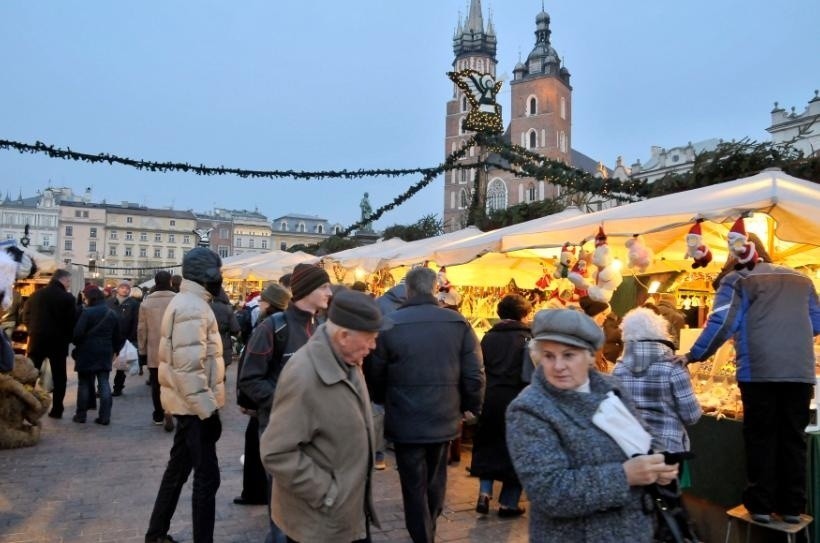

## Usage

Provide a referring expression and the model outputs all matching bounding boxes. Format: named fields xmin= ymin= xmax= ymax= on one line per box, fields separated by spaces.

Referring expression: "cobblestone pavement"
xmin=0 ymin=361 xmax=528 ymax=543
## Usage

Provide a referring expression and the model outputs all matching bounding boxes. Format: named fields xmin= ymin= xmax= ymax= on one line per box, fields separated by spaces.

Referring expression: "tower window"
xmin=459 ymin=189 xmax=469 ymax=209
xmin=560 ymin=97 xmax=567 ymax=120
xmin=461 ymin=95 xmax=468 ymax=112
xmin=529 ymin=130 xmax=538 ymax=149
xmin=486 ymin=179 xmax=508 ymax=212
xmin=529 ymin=97 xmax=537 ymax=115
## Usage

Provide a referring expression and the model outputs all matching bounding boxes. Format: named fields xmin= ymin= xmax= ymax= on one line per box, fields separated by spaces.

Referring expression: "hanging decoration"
xmin=567 ymin=242 xmax=593 ymax=299
xmin=684 ymin=219 xmax=713 ymax=269
xmin=587 ymin=226 xmax=623 ymax=303
xmin=727 ymin=216 xmax=758 ymax=270
xmin=447 ymin=69 xmax=504 ymax=134
xmin=625 ymin=234 xmax=653 ymax=272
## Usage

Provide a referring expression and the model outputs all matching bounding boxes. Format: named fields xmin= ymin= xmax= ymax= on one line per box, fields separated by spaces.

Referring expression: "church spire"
xmin=465 ymin=0 xmax=484 ymax=33
xmin=452 ymin=0 xmax=497 ymax=61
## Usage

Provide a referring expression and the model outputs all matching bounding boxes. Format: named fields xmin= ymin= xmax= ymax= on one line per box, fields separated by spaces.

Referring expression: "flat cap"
xmin=531 ymin=308 xmax=604 ymax=352
xmin=328 ymin=289 xmax=391 ymax=332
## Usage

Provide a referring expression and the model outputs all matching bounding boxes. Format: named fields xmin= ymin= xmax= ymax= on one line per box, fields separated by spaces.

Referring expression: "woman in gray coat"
xmin=506 ymin=309 xmax=678 ymax=543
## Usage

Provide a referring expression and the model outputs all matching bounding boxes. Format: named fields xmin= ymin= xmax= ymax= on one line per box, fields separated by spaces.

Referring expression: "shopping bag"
xmin=38 ymin=358 xmax=54 ymax=393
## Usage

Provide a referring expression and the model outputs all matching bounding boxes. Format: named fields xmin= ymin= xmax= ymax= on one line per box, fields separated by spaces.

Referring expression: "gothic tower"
xmin=443 ymin=4 xmax=573 ymax=231
xmin=443 ymin=0 xmax=497 ymax=231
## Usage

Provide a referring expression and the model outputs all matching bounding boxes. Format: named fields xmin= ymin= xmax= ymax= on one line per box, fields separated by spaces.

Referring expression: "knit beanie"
xmin=290 ymin=263 xmax=330 ymax=301
xmin=261 ymin=283 xmax=292 ymax=311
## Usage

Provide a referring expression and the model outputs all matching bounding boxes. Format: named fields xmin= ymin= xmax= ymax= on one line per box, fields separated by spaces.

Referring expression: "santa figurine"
xmin=727 ymin=216 xmax=758 ymax=271
xmin=567 ymin=244 xmax=592 ymax=298
xmin=587 ymin=226 xmax=623 ymax=303
xmin=685 ymin=219 xmax=713 ymax=269
xmin=436 ymin=266 xmax=452 ymax=292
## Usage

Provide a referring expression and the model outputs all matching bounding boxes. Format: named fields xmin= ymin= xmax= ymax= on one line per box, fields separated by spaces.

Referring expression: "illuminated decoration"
xmin=448 ymin=69 xmax=504 ymax=134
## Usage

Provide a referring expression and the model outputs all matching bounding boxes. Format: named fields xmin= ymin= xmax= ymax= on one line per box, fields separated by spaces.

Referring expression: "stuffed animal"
xmin=727 ymin=217 xmax=758 ymax=271
xmin=625 ymin=234 xmax=653 ymax=273
xmin=685 ymin=219 xmax=713 ymax=269
xmin=436 ymin=266 xmax=452 ymax=292
xmin=567 ymin=244 xmax=593 ymax=299
xmin=588 ymin=226 xmax=623 ymax=303
xmin=535 ymin=262 xmax=551 ymax=290
xmin=552 ymin=243 xmax=576 ymax=280
xmin=0 ymin=355 xmax=51 ymax=449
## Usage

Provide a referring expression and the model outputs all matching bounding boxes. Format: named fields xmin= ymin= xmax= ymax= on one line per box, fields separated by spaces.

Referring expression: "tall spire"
xmin=465 ymin=0 xmax=484 ymax=33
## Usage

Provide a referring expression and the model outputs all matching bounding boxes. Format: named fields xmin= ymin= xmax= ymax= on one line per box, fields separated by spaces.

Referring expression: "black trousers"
xmin=146 ymin=412 xmax=222 ymax=543
xmin=241 ymin=416 xmax=267 ymax=502
xmin=394 ymin=442 xmax=450 ymax=543
xmin=29 ymin=348 xmax=68 ymax=415
xmin=739 ymin=382 xmax=813 ymax=515
xmin=113 ymin=368 xmax=127 ymax=393
xmin=149 ymin=368 xmax=164 ymax=422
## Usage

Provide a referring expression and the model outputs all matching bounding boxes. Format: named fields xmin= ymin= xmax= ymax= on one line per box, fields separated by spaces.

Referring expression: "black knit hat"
xmin=290 ymin=263 xmax=330 ymax=301
xmin=182 ymin=247 xmax=222 ymax=285
xmin=328 ymin=289 xmax=391 ymax=332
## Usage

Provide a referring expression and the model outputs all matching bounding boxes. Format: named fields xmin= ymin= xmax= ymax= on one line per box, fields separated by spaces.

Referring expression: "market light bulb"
xmin=647 ymin=280 xmax=661 ymax=294
xmin=610 ymin=259 xmax=623 ymax=272
xmin=354 ymin=267 xmax=367 ymax=281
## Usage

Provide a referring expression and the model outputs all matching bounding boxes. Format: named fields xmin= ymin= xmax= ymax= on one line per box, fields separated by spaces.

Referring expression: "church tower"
xmin=443 ymin=4 xmax=574 ymax=231
xmin=443 ymin=0 xmax=497 ymax=231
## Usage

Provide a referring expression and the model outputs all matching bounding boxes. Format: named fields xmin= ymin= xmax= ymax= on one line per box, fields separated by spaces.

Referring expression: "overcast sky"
xmin=1 ymin=1 xmax=818 ymax=231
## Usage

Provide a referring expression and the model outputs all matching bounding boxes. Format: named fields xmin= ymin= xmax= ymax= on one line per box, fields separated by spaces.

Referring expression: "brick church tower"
xmin=443 ymin=2 xmax=574 ymax=231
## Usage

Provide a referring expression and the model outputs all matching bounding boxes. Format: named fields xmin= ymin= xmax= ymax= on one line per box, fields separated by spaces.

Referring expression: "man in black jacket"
xmin=107 ymin=280 xmax=139 ymax=396
xmin=370 ymin=267 xmax=485 ymax=543
xmin=22 ymin=269 xmax=77 ymax=418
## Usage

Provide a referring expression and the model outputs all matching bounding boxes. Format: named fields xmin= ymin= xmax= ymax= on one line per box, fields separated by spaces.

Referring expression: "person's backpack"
xmin=236 ymin=306 xmax=255 ymax=345
xmin=236 ymin=311 xmax=288 ymax=410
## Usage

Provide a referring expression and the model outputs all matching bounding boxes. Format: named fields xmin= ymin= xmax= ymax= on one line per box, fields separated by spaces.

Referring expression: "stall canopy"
xmin=321 ymin=238 xmax=407 ymax=275
xmin=381 ymin=226 xmax=484 ymax=269
xmin=499 ymin=169 xmax=820 ymax=266
xmin=222 ymin=250 xmax=318 ymax=281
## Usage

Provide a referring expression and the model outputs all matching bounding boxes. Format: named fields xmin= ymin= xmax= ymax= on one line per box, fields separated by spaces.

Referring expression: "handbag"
xmin=39 ymin=358 xmax=54 ymax=393
xmin=647 ymin=482 xmax=701 ymax=543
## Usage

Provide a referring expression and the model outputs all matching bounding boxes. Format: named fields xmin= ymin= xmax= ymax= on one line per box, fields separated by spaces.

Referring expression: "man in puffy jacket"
xmin=370 ymin=267 xmax=484 ymax=543
xmin=683 ymin=243 xmax=820 ymax=524
xmin=145 ymin=248 xmax=225 ymax=543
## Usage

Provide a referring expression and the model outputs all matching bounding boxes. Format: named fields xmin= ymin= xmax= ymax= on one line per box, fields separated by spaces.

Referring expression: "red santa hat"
xmin=688 ymin=220 xmax=703 ymax=237
xmin=728 ymin=217 xmax=747 ymax=244
xmin=728 ymin=216 xmax=758 ymax=270
xmin=594 ymin=226 xmax=608 ymax=247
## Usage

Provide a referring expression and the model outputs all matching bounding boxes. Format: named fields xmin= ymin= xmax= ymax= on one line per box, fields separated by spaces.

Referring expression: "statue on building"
xmin=193 ymin=227 xmax=213 ymax=248
xmin=359 ymin=193 xmax=374 ymax=233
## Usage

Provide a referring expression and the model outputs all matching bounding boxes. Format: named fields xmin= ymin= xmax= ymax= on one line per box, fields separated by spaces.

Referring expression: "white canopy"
xmin=381 ymin=226 xmax=484 ymax=269
xmin=321 ymin=238 xmax=407 ymax=275
xmin=222 ymin=250 xmax=318 ymax=281
xmin=501 ymin=169 xmax=820 ymax=258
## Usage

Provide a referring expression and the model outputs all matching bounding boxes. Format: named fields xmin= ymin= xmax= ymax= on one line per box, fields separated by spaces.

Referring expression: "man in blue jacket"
xmin=370 ymin=267 xmax=484 ymax=543
xmin=682 ymin=236 xmax=820 ymax=524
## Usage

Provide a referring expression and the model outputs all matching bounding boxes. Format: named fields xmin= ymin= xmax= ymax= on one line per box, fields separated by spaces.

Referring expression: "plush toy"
xmin=0 ymin=355 xmax=51 ymax=449
xmin=567 ymin=244 xmax=593 ymax=298
xmin=685 ymin=219 xmax=713 ymax=269
xmin=727 ymin=217 xmax=758 ymax=271
xmin=552 ymin=243 xmax=576 ymax=280
xmin=535 ymin=262 xmax=551 ymax=290
xmin=436 ymin=266 xmax=452 ymax=292
xmin=588 ymin=226 xmax=623 ymax=303
xmin=625 ymin=234 xmax=653 ymax=273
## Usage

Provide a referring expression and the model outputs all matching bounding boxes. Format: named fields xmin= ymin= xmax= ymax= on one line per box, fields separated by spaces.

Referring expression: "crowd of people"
xmin=8 ymin=231 xmax=819 ymax=542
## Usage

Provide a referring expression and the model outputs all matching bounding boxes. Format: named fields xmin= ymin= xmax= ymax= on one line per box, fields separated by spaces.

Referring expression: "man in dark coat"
xmin=22 ymin=269 xmax=77 ymax=418
xmin=107 ymin=280 xmax=139 ymax=396
xmin=370 ymin=267 xmax=485 ymax=543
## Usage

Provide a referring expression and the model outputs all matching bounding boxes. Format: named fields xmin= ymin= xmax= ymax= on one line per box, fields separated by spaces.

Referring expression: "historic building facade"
xmin=767 ymin=90 xmax=820 ymax=157
xmin=271 ymin=213 xmax=342 ymax=251
xmin=444 ymin=1 xmax=599 ymax=231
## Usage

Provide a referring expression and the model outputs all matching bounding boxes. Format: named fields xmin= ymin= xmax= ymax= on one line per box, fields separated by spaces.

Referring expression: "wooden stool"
xmin=724 ymin=505 xmax=812 ymax=543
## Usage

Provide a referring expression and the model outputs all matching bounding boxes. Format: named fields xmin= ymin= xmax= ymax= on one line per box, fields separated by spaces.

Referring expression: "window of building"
xmin=461 ymin=95 xmax=468 ymax=112
xmin=280 ymin=221 xmax=288 ymax=231
xmin=90 ymin=227 xmax=97 ymax=238
xmin=334 ymin=226 xmax=342 ymax=235
xmin=125 ymin=231 xmax=133 ymax=241
xmin=235 ymin=238 xmax=242 ymax=248
xmin=170 ymin=220 xmax=176 ymax=226
xmin=560 ymin=96 xmax=567 ymax=119
xmin=65 ymin=225 xmax=73 ymax=237
xmin=220 ymin=228 xmax=229 ymax=238
xmin=74 ymin=210 xmax=81 ymax=217
xmin=154 ymin=248 xmax=161 ymax=258
xmin=109 ymin=247 xmax=117 ymax=257
xmin=168 ymin=233 xmax=175 ymax=243
xmin=529 ymin=130 xmax=537 ymax=149
xmin=139 ymin=247 xmax=147 ymax=258
xmin=459 ymin=189 xmax=469 ymax=209
xmin=42 ymin=236 xmax=50 ymax=247
xmin=154 ymin=232 xmax=161 ymax=242
xmin=218 ymin=245 xmax=228 ymax=258
xmin=83 ymin=211 xmax=89 ymax=218
xmin=64 ymin=239 xmax=72 ymax=251
xmin=280 ymin=242 xmax=287 ymax=251
xmin=249 ymin=238 xmax=255 ymax=248
xmin=529 ymin=97 xmax=537 ymax=115
xmin=486 ymin=178 xmax=508 ymax=212
xmin=125 ymin=216 xmax=132 ymax=223
xmin=168 ymin=248 xmax=175 ymax=259
xmin=298 ymin=222 xmax=306 ymax=232
xmin=316 ymin=224 xmax=324 ymax=234
xmin=261 ymin=240 xmax=268 ymax=249
xmin=183 ymin=235 xmax=190 ymax=245
xmin=528 ymin=184 xmax=537 ymax=202
xmin=89 ymin=241 xmax=97 ymax=252
xmin=140 ymin=232 xmax=148 ymax=242
xmin=125 ymin=247 xmax=133 ymax=257
xmin=559 ymin=131 xmax=567 ymax=153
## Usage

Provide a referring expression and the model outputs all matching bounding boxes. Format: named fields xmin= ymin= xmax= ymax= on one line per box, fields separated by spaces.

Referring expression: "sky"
xmin=1 ymin=1 xmax=818 ymax=232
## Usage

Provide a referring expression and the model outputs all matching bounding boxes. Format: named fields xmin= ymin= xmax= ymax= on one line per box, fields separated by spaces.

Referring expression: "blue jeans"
xmin=479 ymin=479 xmax=523 ymax=509
xmin=146 ymin=412 xmax=222 ymax=543
xmin=76 ymin=371 xmax=111 ymax=422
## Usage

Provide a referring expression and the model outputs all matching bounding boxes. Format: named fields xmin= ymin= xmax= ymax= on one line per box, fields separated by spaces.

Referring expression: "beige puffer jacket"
xmin=137 ymin=290 xmax=176 ymax=368
xmin=158 ymin=279 xmax=225 ymax=419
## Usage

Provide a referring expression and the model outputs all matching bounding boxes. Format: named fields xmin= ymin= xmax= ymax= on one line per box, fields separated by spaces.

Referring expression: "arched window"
xmin=529 ymin=130 xmax=537 ymax=149
xmin=486 ymin=178 xmax=508 ymax=212
xmin=560 ymin=96 xmax=567 ymax=119
xmin=316 ymin=224 xmax=324 ymax=234
xmin=461 ymin=95 xmax=468 ymax=112
xmin=459 ymin=189 xmax=469 ymax=209
xmin=559 ymin=131 xmax=567 ymax=153
xmin=529 ymin=97 xmax=537 ymax=115
xmin=334 ymin=225 xmax=342 ymax=235
xmin=280 ymin=221 xmax=288 ymax=231
xmin=297 ymin=222 xmax=306 ymax=233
